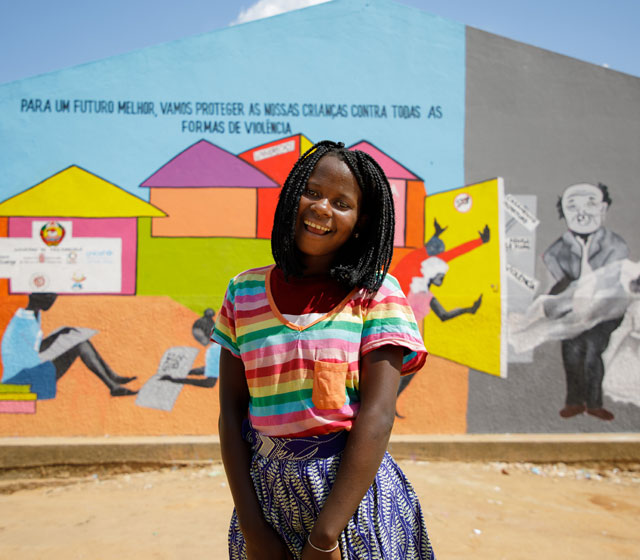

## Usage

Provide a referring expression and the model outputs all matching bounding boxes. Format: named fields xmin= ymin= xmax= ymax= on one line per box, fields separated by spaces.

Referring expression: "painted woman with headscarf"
xmin=398 ymin=257 xmax=482 ymax=401
xmin=407 ymin=257 xmax=482 ymax=327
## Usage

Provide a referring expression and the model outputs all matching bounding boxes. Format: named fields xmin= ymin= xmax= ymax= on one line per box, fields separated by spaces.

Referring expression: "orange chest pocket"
xmin=311 ymin=361 xmax=348 ymax=410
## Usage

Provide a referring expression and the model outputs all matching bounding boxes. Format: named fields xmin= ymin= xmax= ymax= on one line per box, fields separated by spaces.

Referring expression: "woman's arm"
xmin=218 ymin=348 xmax=291 ymax=560
xmin=303 ymin=345 xmax=403 ymax=559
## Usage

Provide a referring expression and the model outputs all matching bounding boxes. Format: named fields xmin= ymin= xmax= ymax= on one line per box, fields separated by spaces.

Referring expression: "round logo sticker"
xmin=454 ymin=193 xmax=472 ymax=213
xmin=30 ymin=273 xmax=49 ymax=290
xmin=40 ymin=221 xmax=66 ymax=246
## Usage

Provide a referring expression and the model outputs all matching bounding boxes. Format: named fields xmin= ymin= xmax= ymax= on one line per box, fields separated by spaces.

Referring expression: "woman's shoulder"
xmin=222 ymin=266 xmax=272 ymax=303
xmin=354 ymin=272 xmax=407 ymax=309
xmin=381 ymin=272 xmax=403 ymax=292
xmin=366 ymin=273 xmax=404 ymax=299
xmin=228 ymin=265 xmax=273 ymax=285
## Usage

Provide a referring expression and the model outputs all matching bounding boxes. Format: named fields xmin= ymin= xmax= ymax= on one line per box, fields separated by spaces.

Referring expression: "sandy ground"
xmin=0 ymin=461 xmax=639 ymax=560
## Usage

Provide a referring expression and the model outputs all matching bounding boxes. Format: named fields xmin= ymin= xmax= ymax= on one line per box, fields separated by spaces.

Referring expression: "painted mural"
xmin=509 ymin=183 xmax=638 ymax=422
xmin=0 ymin=131 xmax=496 ymax=434
xmin=0 ymin=0 xmax=638 ymax=436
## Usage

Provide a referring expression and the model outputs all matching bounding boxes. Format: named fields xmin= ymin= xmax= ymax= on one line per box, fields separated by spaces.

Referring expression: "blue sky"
xmin=1 ymin=0 xmax=638 ymax=85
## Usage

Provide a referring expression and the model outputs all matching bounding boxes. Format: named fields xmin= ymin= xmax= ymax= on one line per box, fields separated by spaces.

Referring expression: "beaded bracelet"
xmin=307 ymin=535 xmax=339 ymax=553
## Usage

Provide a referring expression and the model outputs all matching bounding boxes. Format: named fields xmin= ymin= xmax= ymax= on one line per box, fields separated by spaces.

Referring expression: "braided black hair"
xmin=271 ymin=140 xmax=395 ymax=293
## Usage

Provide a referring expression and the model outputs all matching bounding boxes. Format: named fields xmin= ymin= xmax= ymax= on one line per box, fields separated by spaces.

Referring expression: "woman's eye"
xmin=304 ymin=188 xmax=319 ymax=198
xmin=335 ymin=200 xmax=350 ymax=209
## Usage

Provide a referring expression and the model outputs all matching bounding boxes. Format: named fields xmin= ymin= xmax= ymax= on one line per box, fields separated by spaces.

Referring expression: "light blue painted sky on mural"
xmin=1 ymin=0 xmax=638 ymax=83
xmin=0 ymin=0 xmax=465 ymax=201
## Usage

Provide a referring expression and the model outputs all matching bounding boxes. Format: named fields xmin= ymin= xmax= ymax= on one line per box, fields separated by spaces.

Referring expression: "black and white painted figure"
xmin=543 ymin=183 xmax=629 ymax=421
xmin=160 ymin=308 xmax=219 ymax=388
xmin=603 ymin=274 xmax=640 ymax=408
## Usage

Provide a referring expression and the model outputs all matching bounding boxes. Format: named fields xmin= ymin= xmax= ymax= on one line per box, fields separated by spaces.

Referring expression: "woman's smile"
xmin=303 ymin=219 xmax=331 ymax=234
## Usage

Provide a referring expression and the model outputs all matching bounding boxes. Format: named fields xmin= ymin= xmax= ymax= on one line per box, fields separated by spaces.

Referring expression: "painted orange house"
xmin=140 ymin=140 xmax=279 ymax=238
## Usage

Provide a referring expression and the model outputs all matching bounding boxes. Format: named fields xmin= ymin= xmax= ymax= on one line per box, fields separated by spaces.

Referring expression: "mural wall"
xmin=0 ymin=0 xmax=638 ymax=436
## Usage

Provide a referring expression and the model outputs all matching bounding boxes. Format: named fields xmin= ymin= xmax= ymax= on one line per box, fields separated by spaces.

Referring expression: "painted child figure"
xmin=213 ymin=141 xmax=435 ymax=559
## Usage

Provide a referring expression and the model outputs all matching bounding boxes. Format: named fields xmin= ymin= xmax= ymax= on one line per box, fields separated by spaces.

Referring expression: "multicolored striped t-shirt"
xmin=212 ymin=265 xmax=427 ymax=437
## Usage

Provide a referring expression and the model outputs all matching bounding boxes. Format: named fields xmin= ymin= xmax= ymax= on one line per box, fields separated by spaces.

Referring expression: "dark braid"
xmin=271 ymin=140 xmax=396 ymax=293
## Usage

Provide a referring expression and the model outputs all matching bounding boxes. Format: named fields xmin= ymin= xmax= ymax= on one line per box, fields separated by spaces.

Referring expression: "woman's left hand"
xmin=301 ymin=540 xmax=341 ymax=560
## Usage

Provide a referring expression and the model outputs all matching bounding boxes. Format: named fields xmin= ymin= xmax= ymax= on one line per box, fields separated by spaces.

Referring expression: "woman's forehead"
xmin=310 ymin=153 xmax=351 ymax=176
xmin=308 ymin=155 xmax=361 ymax=193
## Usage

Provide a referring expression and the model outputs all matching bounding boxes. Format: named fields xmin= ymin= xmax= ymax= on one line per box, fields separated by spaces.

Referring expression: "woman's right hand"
xmin=301 ymin=540 xmax=341 ymax=560
xmin=244 ymin=521 xmax=293 ymax=560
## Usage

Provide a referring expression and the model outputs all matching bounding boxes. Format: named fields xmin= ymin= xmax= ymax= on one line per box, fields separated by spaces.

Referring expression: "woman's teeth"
xmin=304 ymin=220 xmax=330 ymax=233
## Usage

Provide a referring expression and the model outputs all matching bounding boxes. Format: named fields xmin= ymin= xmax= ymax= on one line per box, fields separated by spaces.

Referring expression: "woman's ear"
xmin=355 ymin=214 xmax=369 ymax=236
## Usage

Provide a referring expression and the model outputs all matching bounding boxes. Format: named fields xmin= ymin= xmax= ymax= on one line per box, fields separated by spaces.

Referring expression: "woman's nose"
xmin=312 ymin=197 xmax=331 ymax=216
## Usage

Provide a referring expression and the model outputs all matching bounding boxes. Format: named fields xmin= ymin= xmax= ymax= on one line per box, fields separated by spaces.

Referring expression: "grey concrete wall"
xmin=464 ymin=27 xmax=640 ymax=433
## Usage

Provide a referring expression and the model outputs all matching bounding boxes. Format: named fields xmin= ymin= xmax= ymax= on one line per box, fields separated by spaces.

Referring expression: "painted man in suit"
xmin=543 ymin=183 xmax=628 ymax=421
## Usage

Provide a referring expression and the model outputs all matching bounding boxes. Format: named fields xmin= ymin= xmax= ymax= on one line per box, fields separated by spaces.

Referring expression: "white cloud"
xmin=232 ymin=0 xmax=331 ymax=25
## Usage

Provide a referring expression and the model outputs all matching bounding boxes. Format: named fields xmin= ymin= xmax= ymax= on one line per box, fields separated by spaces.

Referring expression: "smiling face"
xmin=561 ymin=183 xmax=608 ymax=235
xmin=294 ymin=154 xmax=362 ymax=275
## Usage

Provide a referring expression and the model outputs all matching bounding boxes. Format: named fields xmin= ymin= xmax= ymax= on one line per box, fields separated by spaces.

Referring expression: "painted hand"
xmin=479 ymin=225 xmax=490 ymax=243
xmin=470 ymin=294 xmax=483 ymax=313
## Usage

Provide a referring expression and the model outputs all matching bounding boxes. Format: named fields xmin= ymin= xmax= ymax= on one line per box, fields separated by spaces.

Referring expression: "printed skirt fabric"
xmin=228 ymin=429 xmax=435 ymax=559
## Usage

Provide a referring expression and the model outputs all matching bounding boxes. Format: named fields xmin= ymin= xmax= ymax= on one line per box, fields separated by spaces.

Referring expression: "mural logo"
xmin=454 ymin=192 xmax=472 ymax=213
xmin=29 ymin=272 xmax=49 ymax=290
xmin=71 ymin=272 xmax=86 ymax=290
xmin=39 ymin=221 xmax=65 ymax=246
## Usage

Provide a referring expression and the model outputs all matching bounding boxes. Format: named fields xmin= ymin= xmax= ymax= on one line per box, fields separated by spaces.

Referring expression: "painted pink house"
xmin=0 ymin=165 xmax=165 ymax=295
xmin=348 ymin=141 xmax=426 ymax=248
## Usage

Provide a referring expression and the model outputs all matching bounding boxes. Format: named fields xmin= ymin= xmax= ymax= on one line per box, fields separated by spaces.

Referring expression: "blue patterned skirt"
xmin=228 ymin=425 xmax=435 ymax=559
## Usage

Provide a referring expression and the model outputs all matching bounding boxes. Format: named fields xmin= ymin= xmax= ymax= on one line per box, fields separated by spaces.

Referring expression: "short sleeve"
xmin=360 ymin=274 xmax=428 ymax=375
xmin=211 ymin=279 xmax=241 ymax=358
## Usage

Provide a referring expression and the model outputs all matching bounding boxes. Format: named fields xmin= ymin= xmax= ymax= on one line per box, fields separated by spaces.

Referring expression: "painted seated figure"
xmin=1 ymin=293 xmax=137 ymax=399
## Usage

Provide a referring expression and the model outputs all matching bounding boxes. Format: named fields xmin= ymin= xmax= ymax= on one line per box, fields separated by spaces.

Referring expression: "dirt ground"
xmin=0 ymin=460 xmax=639 ymax=560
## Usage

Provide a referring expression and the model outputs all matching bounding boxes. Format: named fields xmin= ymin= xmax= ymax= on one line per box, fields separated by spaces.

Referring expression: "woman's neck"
xmin=300 ymin=255 xmax=334 ymax=277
